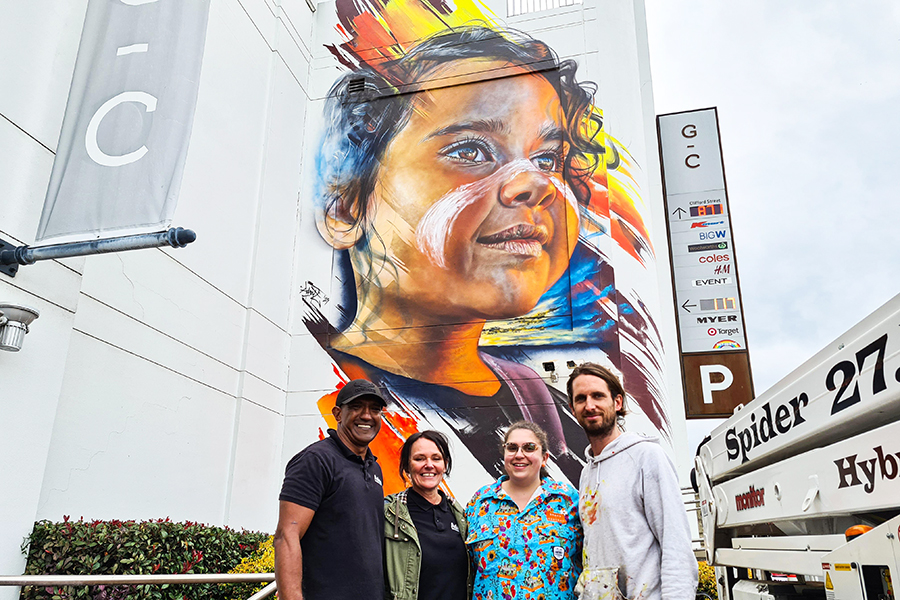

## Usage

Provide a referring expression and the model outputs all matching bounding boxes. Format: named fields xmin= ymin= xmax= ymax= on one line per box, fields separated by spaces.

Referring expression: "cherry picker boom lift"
xmin=694 ymin=293 xmax=900 ymax=600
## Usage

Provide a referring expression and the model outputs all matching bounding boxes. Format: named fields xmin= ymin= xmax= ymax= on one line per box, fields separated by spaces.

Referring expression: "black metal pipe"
xmin=0 ymin=228 xmax=196 ymax=277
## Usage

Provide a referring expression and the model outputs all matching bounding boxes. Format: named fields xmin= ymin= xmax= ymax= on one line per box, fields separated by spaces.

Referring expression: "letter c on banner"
xmin=699 ymin=364 xmax=734 ymax=405
xmin=85 ymin=91 xmax=158 ymax=167
xmin=685 ymin=154 xmax=701 ymax=169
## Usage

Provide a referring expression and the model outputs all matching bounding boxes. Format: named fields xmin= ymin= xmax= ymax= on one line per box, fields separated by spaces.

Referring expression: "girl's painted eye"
xmin=532 ymin=150 xmax=563 ymax=172
xmin=444 ymin=140 xmax=493 ymax=164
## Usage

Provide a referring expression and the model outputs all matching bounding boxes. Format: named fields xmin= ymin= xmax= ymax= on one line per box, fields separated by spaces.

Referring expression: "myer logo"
xmin=834 ymin=445 xmax=900 ymax=494
xmin=735 ymin=485 xmax=765 ymax=511
xmin=697 ymin=315 xmax=737 ymax=324
xmin=726 ymin=394 xmax=810 ymax=463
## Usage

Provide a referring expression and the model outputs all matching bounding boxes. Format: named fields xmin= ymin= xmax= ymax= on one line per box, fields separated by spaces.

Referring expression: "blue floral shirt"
xmin=465 ymin=477 xmax=583 ymax=600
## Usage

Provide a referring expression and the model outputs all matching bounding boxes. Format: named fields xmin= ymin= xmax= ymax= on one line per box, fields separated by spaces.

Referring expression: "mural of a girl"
xmin=304 ymin=22 xmax=669 ymax=486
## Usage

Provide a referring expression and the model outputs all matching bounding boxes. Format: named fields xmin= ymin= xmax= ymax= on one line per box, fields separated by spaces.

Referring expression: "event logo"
xmin=691 ymin=220 xmax=725 ymax=229
xmin=735 ymin=485 xmax=765 ymax=511
xmin=689 ymin=242 xmax=728 ymax=252
xmin=834 ymin=444 xmax=900 ymax=494
xmin=699 ymin=254 xmax=730 ymax=264
xmin=713 ymin=339 xmax=741 ymax=349
xmin=725 ymin=394 xmax=810 ymax=463
xmin=692 ymin=277 xmax=732 ymax=287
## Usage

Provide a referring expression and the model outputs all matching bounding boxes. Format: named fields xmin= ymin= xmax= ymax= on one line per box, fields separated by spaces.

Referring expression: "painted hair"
xmin=503 ymin=420 xmax=550 ymax=479
xmin=316 ymin=25 xmax=604 ymax=324
xmin=566 ymin=362 xmax=628 ymax=426
xmin=399 ymin=430 xmax=453 ymax=481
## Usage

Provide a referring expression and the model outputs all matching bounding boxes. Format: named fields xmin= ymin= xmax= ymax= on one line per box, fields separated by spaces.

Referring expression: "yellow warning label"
xmin=825 ymin=573 xmax=833 ymax=590
xmin=835 ymin=564 xmax=852 ymax=572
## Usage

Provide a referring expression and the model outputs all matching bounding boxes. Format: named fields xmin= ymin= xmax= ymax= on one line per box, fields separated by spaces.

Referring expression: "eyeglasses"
xmin=503 ymin=442 xmax=540 ymax=454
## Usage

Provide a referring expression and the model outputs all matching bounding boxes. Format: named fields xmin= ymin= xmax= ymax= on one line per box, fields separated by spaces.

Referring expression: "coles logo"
xmin=699 ymin=254 xmax=730 ymax=264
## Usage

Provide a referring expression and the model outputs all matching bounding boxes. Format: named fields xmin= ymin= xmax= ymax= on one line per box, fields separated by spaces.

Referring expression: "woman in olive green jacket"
xmin=384 ymin=431 xmax=472 ymax=600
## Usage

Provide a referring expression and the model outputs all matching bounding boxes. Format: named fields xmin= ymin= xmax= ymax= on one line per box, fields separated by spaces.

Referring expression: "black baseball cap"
xmin=335 ymin=379 xmax=387 ymax=408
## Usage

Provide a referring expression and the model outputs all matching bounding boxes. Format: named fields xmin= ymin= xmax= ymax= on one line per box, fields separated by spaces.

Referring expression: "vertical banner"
xmin=35 ymin=0 xmax=211 ymax=245
xmin=658 ymin=108 xmax=754 ymax=418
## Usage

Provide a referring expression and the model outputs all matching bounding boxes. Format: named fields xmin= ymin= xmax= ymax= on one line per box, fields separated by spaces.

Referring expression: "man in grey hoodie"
xmin=567 ymin=363 xmax=697 ymax=600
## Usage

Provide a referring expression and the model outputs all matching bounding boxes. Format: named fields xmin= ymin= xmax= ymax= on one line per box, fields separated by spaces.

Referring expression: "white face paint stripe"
xmin=415 ymin=159 xmax=579 ymax=269
xmin=560 ymin=181 xmax=580 ymax=221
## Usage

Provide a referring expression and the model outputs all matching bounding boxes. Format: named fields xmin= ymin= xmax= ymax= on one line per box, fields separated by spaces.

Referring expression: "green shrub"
xmin=21 ymin=517 xmax=269 ymax=600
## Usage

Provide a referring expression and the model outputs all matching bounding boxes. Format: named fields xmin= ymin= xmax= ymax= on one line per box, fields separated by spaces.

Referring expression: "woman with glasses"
xmin=466 ymin=421 xmax=582 ymax=600
xmin=384 ymin=431 xmax=472 ymax=600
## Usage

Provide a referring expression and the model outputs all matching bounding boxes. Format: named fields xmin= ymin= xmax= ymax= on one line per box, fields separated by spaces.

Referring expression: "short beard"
xmin=582 ymin=413 xmax=618 ymax=439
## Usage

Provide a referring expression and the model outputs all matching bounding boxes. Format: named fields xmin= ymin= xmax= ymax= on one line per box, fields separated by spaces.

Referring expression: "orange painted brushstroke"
xmin=372 ymin=408 xmax=422 ymax=495
xmin=351 ymin=13 xmax=399 ymax=58
xmin=334 ymin=0 xmax=498 ymax=72
xmin=607 ymin=139 xmax=651 ymax=251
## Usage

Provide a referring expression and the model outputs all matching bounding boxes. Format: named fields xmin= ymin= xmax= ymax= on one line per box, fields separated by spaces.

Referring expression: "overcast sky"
xmin=643 ymin=1 xmax=900 ymax=449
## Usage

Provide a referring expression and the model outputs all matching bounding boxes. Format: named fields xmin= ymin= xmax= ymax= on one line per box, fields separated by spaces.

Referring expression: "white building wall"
xmin=0 ymin=1 xmax=316 ymax=593
xmin=0 ymin=1 xmax=91 ymax=590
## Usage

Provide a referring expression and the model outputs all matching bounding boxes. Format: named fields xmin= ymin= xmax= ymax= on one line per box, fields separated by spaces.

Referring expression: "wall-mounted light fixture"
xmin=0 ymin=303 xmax=40 ymax=352
xmin=542 ymin=361 xmax=558 ymax=383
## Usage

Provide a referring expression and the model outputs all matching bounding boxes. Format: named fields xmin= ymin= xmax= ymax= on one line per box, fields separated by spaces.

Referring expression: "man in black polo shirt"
xmin=274 ymin=379 xmax=387 ymax=599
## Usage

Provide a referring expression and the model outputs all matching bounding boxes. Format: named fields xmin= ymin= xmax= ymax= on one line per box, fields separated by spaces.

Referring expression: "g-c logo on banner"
xmin=85 ymin=0 xmax=161 ymax=168
xmin=85 ymin=91 xmax=158 ymax=167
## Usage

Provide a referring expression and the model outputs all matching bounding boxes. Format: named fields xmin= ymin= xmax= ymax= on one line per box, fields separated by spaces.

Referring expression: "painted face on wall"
xmin=357 ymin=60 xmax=580 ymax=324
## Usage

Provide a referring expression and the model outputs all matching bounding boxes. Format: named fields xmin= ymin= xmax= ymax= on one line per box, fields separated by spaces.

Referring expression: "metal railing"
xmin=0 ymin=573 xmax=276 ymax=600
xmin=683 ymin=486 xmax=707 ymax=561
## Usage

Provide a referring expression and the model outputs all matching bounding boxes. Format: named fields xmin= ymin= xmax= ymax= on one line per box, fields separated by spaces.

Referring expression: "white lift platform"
xmin=695 ymin=293 xmax=900 ymax=599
